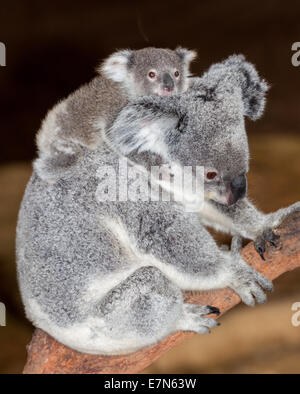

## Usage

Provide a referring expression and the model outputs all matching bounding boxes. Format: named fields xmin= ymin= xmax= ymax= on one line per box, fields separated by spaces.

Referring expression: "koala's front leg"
xmin=249 ymin=201 xmax=300 ymax=260
xmin=205 ymin=198 xmax=300 ymax=260
xmin=202 ymin=198 xmax=267 ymax=239
xmin=253 ymin=201 xmax=300 ymax=260
xmin=135 ymin=207 xmax=273 ymax=305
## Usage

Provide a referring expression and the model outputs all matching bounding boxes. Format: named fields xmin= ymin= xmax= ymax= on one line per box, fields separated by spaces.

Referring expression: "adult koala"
xmin=16 ymin=55 xmax=299 ymax=355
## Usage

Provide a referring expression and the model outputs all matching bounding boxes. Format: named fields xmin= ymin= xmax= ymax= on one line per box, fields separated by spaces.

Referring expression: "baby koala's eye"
xmin=206 ymin=171 xmax=217 ymax=180
xmin=174 ymin=70 xmax=180 ymax=78
xmin=148 ymin=71 xmax=156 ymax=79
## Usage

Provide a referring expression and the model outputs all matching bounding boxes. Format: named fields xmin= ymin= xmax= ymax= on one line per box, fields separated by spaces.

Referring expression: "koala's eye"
xmin=206 ymin=171 xmax=217 ymax=180
xmin=148 ymin=71 xmax=156 ymax=79
xmin=174 ymin=70 xmax=180 ymax=78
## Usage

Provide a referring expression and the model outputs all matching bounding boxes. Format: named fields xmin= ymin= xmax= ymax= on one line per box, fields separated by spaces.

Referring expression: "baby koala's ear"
xmin=175 ymin=47 xmax=197 ymax=69
xmin=99 ymin=49 xmax=134 ymax=82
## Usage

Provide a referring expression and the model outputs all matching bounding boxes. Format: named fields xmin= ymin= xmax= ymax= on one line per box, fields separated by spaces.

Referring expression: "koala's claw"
xmin=255 ymin=244 xmax=266 ymax=261
xmin=264 ymin=228 xmax=280 ymax=246
xmin=254 ymin=228 xmax=280 ymax=260
xmin=207 ymin=305 xmax=221 ymax=316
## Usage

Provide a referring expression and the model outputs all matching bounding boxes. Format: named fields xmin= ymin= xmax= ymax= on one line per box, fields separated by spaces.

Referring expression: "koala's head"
xmin=108 ymin=55 xmax=268 ymax=207
xmin=100 ymin=47 xmax=197 ymax=97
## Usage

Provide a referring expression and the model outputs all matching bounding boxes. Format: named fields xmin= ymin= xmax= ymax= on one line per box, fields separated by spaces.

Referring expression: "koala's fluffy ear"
xmin=228 ymin=55 xmax=269 ymax=120
xmin=205 ymin=55 xmax=269 ymax=120
xmin=175 ymin=47 xmax=197 ymax=69
xmin=99 ymin=49 xmax=134 ymax=82
xmin=107 ymin=96 xmax=181 ymax=156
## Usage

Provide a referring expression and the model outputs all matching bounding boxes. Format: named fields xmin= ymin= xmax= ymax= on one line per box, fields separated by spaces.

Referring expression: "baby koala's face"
xmin=100 ymin=47 xmax=197 ymax=99
xmin=130 ymin=47 xmax=196 ymax=97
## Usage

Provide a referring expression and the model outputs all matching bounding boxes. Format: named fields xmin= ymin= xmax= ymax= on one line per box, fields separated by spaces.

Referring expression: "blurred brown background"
xmin=0 ymin=0 xmax=300 ymax=374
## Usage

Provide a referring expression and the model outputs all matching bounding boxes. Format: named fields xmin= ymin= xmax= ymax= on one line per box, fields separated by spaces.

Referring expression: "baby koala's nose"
xmin=162 ymin=72 xmax=174 ymax=92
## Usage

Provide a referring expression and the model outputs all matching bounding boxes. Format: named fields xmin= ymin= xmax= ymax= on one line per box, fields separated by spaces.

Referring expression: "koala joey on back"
xmin=35 ymin=47 xmax=196 ymax=182
xmin=16 ymin=55 xmax=300 ymax=355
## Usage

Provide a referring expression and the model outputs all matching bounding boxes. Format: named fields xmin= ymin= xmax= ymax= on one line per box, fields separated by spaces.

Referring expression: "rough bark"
xmin=23 ymin=212 xmax=300 ymax=374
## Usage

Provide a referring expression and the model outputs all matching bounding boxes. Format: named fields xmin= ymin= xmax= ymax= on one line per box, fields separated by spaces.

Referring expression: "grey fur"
xmin=16 ymin=55 xmax=299 ymax=355
xmin=198 ymin=54 xmax=269 ymax=120
xmin=35 ymin=47 xmax=196 ymax=182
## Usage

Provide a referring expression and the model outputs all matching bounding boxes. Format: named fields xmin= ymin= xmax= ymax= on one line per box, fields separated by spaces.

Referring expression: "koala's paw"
xmin=230 ymin=262 xmax=274 ymax=307
xmin=177 ymin=304 xmax=220 ymax=334
xmin=254 ymin=228 xmax=280 ymax=261
xmin=254 ymin=202 xmax=300 ymax=260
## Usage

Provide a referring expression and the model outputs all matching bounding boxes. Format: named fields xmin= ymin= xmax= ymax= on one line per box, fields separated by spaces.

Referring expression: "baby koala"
xmin=35 ymin=47 xmax=196 ymax=182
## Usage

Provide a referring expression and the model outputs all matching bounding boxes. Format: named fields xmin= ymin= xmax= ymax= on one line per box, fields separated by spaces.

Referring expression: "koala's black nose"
xmin=230 ymin=174 xmax=247 ymax=204
xmin=162 ymin=73 xmax=174 ymax=92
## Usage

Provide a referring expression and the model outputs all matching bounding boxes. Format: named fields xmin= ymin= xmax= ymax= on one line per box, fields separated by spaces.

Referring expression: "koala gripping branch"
xmin=23 ymin=212 xmax=300 ymax=374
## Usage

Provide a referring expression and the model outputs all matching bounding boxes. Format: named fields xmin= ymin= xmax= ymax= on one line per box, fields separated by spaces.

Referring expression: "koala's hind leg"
xmin=94 ymin=266 xmax=219 ymax=354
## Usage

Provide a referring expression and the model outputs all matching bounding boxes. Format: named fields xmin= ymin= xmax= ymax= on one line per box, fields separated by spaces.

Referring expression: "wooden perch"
xmin=23 ymin=212 xmax=300 ymax=374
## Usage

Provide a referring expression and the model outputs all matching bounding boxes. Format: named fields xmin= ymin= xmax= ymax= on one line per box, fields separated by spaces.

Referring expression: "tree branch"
xmin=23 ymin=212 xmax=300 ymax=374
